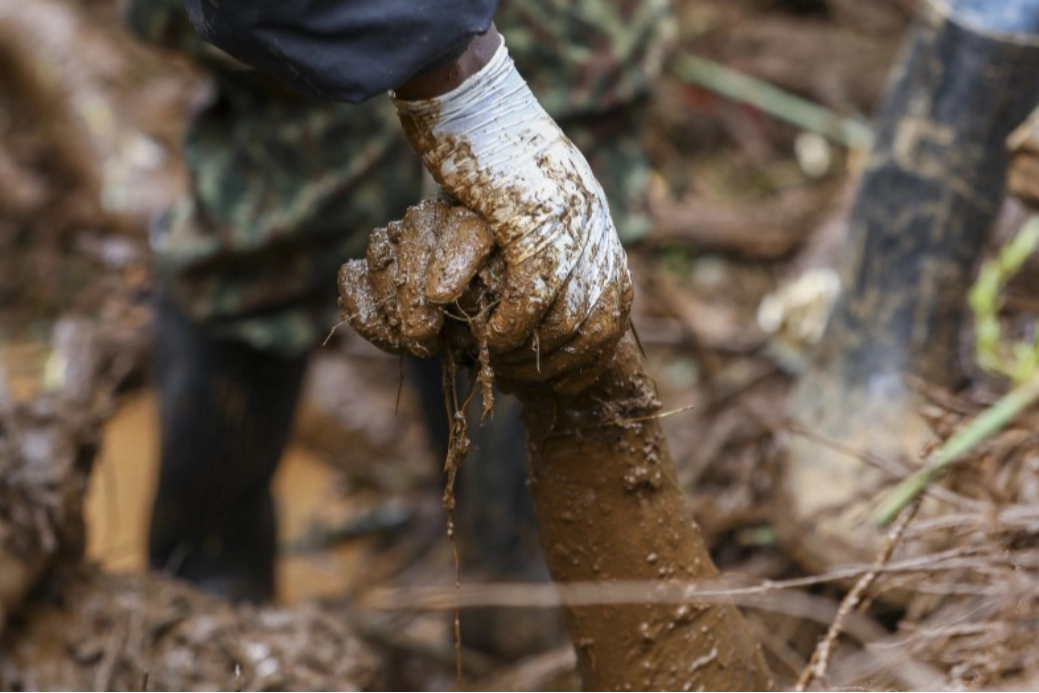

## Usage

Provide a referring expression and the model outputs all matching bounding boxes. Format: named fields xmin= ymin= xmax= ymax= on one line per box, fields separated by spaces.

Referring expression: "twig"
xmin=614 ymin=403 xmax=696 ymax=425
xmin=874 ymin=371 xmax=1039 ymax=526
xmin=322 ymin=319 xmax=347 ymax=346
xmin=325 ymin=295 xmax=396 ymax=345
xmin=673 ymin=55 xmax=874 ymax=149
xmin=0 ymin=359 xmax=12 ymax=412
xmin=94 ymin=618 xmax=128 ymax=692
xmin=279 ymin=500 xmax=413 ymax=554
xmin=362 ymin=548 xmax=985 ymax=612
xmin=796 ymin=500 xmax=919 ymax=691
xmin=642 ymin=271 xmax=764 ymax=353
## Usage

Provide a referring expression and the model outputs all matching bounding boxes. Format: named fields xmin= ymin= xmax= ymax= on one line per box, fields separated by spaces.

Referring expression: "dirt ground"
xmin=5 ymin=0 xmax=1039 ymax=690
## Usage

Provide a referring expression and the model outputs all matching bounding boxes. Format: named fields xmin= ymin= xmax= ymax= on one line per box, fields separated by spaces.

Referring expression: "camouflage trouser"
xmin=131 ymin=0 xmax=673 ymax=354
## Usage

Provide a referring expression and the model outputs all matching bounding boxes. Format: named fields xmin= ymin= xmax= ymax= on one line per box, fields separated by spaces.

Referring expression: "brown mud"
xmin=0 ymin=321 xmax=385 ymax=691
xmin=85 ymin=391 xmax=373 ymax=604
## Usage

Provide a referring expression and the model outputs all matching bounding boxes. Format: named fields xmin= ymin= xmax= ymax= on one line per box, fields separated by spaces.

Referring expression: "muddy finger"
xmin=337 ymin=260 xmax=404 ymax=353
xmin=486 ymin=254 xmax=570 ymax=354
xmin=494 ymin=278 xmax=631 ymax=383
xmin=365 ymin=223 xmax=403 ymax=329
xmin=426 ymin=205 xmax=495 ymax=304
xmin=396 ymin=206 xmax=443 ymax=355
xmin=496 ymin=266 xmax=630 ymax=368
xmin=494 ymin=256 xmax=599 ymax=365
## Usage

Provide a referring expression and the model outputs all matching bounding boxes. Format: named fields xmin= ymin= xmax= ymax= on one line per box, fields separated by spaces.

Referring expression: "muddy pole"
xmin=507 ymin=335 xmax=772 ymax=691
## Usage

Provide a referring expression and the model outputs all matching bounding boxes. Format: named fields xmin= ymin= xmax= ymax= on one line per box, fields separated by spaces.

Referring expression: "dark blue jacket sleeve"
xmin=184 ymin=0 xmax=498 ymax=103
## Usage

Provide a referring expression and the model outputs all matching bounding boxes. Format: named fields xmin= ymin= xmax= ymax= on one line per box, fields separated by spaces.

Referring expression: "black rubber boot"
xmin=148 ymin=295 xmax=307 ymax=603
xmin=408 ymin=357 xmax=564 ymax=660
xmin=782 ymin=0 xmax=1039 ymax=572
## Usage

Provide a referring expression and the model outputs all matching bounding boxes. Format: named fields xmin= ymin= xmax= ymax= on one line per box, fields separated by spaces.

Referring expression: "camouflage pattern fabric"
xmin=130 ymin=0 xmax=673 ymax=354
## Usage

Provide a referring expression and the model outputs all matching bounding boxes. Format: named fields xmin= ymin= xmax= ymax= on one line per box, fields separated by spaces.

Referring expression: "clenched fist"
xmin=375 ymin=39 xmax=632 ymax=391
xmin=340 ymin=39 xmax=634 ymax=391
xmin=338 ymin=196 xmax=630 ymax=393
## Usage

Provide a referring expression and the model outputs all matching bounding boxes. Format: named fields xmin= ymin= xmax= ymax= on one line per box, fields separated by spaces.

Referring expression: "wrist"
xmin=394 ymin=26 xmax=502 ymax=101
xmin=393 ymin=41 xmax=575 ymax=213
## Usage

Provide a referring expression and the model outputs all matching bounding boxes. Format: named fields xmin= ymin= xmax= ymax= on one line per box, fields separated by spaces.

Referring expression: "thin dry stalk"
xmin=795 ymin=500 xmax=920 ymax=691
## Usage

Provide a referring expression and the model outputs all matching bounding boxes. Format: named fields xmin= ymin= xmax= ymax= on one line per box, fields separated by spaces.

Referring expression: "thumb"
xmin=424 ymin=205 xmax=496 ymax=304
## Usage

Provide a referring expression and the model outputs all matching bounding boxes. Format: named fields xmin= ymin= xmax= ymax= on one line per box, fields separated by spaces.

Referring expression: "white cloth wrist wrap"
xmin=394 ymin=40 xmax=629 ymax=352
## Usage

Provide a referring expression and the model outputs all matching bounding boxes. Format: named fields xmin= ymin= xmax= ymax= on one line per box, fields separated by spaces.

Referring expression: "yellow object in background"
xmin=85 ymin=392 xmax=366 ymax=604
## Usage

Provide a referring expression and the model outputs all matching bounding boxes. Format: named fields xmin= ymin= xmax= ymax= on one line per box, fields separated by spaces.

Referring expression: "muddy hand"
xmin=393 ymin=39 xmax=633 ymax=392
xmin=339 ymin=196 xmax=628 ymax=392
xmin=1008 ymin=105 xmax=1039 ymax=209
xmin=338 ymin=199 xmax=494 ymax=358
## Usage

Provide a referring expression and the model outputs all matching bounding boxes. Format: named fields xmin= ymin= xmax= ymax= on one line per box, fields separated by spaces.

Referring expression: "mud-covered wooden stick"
xmin=338 ymin=199 xmax=772 ymax=690
xmin=509 ymin=335 xmax=772 ymax=690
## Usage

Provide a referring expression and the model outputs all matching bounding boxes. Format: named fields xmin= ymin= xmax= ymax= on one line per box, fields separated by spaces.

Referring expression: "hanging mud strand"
xmin=441 ymin=292 xmax=497 ymax=421
xmin=438 ymin=242 xmax=500 ymax=685
xmin=438 ymin=346 xmax=480 ymax=515
xmin=336 ymin=196 xmax=509 ymax=686
xmin=438 ymin=347 xmax=473 ymax=687
xmin=471 ymin=294 xmax=496 ymax=421
xmin=796 ymin=499 xmax=921 ymax=691
xmin=434 ymin=332 xmax=501 ymax=685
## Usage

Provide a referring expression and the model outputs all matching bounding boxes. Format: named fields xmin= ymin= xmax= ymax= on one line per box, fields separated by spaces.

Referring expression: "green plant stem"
xmin=673 ymin=55 xmax=874 ymax=149
xmin=875 ymin=371 xmax=1039 ymax=526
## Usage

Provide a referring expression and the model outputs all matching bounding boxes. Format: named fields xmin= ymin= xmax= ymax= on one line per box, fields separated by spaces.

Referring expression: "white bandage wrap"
xmin=394 ymin=41 xmax=628 ymax=348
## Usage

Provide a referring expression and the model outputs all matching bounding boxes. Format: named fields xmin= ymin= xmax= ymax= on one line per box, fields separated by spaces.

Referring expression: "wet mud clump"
xmin=339 ymin=198 xmax=774 ymax=690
